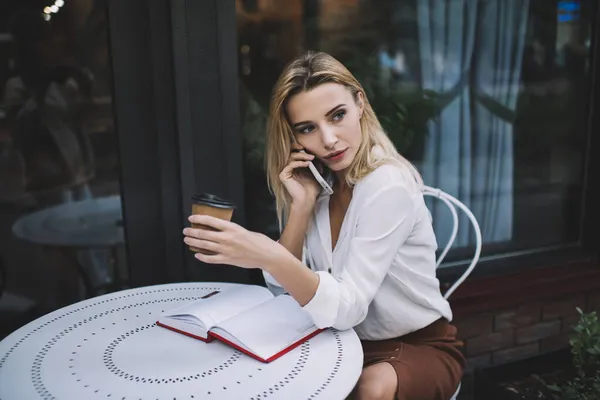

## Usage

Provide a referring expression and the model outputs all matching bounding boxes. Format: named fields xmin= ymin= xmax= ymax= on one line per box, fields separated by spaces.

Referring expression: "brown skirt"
xmin=360 ymin=318 xmax=465 ymax=400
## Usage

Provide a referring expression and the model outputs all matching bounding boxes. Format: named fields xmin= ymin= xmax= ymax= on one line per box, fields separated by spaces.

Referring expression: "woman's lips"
xmin=325 ymin=149 xmax=347 ymax=162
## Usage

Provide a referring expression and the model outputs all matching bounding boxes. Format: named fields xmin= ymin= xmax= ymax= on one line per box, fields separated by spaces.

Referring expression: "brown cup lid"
xmin=191 ymin=193 xmax=235 ymax=209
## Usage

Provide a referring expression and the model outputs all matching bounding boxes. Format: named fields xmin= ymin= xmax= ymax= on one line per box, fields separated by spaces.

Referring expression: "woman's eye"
xmin=332 ymin=110 xmax=346 ymax=121
xmin=298 ymin=125 xmax=315 ymax=134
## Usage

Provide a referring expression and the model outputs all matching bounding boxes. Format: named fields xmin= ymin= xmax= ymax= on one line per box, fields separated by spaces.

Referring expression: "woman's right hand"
xmin=279 ymin=143 xmax=322 ymax=211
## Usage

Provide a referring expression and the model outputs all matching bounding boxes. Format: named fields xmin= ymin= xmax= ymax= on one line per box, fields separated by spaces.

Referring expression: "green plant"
xmin=344 ymin=53 xmax=438 ymax=157
xmin=547 ymin=308 xmax=600 ymax=400
xmin=241 ymin=92 xmax=268 ymax=170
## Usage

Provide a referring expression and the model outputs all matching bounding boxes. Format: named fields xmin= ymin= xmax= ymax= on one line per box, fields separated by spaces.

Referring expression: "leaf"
xmin=546 ymin=385 xmax=562 ymax=392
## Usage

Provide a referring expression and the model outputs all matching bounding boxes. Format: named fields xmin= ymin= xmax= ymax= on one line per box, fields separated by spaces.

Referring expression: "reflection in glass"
xmin=0 ymin=1 xmax=125 ymax=338
xmin=237 ymin=0 xmax=591 ymax=259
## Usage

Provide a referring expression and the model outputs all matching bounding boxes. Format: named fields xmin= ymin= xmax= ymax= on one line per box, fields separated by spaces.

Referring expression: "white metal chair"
xmin=422 ymin=186 xmax=483 ymax=400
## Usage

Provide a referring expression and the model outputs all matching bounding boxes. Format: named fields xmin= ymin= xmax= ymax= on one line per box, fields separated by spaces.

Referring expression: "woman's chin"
xmin=327 ymin=160 xmax=353 ymax=174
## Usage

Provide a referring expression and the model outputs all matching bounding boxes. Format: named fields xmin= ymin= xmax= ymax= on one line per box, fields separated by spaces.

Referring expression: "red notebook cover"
xmin=155 ymin=320 xmax=325 ymax=363
xmin=208 ymin=328 xmax=325 ymax=363
xmin=155 ymin=320 xmax=213 ymax=342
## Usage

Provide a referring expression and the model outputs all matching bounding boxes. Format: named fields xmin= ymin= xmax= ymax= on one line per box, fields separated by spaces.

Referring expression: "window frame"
xmin=439 ymin=0 xmax=600 ymax=283
xmin=107 ymin=0 xmax=600 ymax=288
xmin=107 ymin=0 xmax=252 ymax=287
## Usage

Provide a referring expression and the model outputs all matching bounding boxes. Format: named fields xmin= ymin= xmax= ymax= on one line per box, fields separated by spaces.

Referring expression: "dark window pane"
xmin=236 ymin=0 xmax=591 ymax=261
xmin=0 ymin=1 xmax=126 ymax=337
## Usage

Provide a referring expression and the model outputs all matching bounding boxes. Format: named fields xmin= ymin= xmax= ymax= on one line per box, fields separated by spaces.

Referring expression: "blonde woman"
xmin=183 ymin=51 xmax=465 ymax=400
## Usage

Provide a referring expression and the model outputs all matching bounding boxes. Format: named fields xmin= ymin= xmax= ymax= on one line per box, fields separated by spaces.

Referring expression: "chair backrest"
xmin=422 ymin=186 xmax=482 ymax=299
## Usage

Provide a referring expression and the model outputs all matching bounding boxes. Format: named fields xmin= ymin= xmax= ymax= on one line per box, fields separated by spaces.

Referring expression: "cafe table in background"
xmin=11 ymin=195 xmax=126 ymax=297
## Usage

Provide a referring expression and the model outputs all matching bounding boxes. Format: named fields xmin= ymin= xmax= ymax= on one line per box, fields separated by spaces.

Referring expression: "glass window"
xmin=0 ymin=1 xmax=126 ymax=338
xmin=236 ymin=0 xmax=592 ymax=261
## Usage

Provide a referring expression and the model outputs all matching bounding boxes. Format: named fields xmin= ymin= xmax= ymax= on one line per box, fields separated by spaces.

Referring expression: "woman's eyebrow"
xmin=325 ymin=103 xmax=345 ymax=117
xmin=292 ymin=104 xmax=346 ymax=128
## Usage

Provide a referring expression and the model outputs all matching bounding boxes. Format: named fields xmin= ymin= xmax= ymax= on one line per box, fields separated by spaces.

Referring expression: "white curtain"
xmin=417 ymin=0 xmax=529 ymax=247
xmin=471 ymin=0 xmax=529 ymax=242
xmin=417 ymin=0 xmax=479 ymax=246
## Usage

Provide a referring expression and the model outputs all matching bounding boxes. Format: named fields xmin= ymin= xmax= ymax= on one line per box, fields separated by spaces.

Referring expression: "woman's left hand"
xmin=183 ymin=215 xmax=283 ymax=269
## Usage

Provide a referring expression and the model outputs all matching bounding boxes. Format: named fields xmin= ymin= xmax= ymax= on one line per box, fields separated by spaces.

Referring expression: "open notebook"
xmin=156 ymin=285 xmax=324 ymax=363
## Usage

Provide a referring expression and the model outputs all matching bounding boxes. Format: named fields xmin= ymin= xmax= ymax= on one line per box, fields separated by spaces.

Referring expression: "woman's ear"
xmin=357 ymin=91 xmax=365 ymax=118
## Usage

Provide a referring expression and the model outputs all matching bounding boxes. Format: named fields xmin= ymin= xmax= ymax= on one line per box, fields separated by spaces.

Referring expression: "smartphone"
xmin=300 ymin=150 xmax=334 ymax=195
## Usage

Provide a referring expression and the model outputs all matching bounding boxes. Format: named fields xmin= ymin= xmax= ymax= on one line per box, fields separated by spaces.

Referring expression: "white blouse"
xmin=263 ymin=163 xmax=452 ymax=341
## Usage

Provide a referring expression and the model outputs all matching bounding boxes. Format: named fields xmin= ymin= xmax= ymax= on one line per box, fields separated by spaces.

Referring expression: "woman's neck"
xmin=333 ymin=174 xmax=352 ymax=195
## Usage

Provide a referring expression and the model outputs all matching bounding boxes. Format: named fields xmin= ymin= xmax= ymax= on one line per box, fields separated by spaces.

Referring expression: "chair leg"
xmin=449 ymin=382 xmax=461 ymax=400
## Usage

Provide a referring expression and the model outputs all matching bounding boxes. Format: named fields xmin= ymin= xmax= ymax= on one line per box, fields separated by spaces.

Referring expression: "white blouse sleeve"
xmin=302 ymin=184 xmax=416 ymax=330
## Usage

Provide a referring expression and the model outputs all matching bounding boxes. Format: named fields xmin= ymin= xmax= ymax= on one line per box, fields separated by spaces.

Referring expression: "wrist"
xmin=263 ymin=241 xmax=296 ymax=274
xmin=290 ymin=201 xmax=315 ymax=216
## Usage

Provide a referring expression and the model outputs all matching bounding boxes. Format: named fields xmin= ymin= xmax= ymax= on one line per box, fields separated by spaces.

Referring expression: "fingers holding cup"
xmin=187 ymin=193 xmax=235 ymax=255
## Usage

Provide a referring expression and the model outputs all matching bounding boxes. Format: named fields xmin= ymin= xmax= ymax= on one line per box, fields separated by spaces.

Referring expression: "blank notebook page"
xmin=165 ymin=285 xmax=273 ymax=328
xmin=213 ymin=295 xmax=318 ymax=360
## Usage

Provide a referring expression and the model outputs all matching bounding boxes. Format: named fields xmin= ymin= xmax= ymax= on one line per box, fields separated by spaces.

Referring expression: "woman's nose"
xmin=321 ymin=127 xmax=338 ymax=149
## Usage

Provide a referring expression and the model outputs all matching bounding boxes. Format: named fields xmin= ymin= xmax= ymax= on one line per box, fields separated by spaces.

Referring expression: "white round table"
xmin=11 ymin=195 xmax=123 ymax=248
xmin=0 ymin=282 xmax=363 ymax=400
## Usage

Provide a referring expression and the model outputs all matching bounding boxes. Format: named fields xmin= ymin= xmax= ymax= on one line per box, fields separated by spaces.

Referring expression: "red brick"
xmin=541 ymin=333 xmax=570 ymax=352
xmin=542 ymin=294 xmax=585 ymax=321
xmin=466 ymin=353 xmax=492 ymax=371
xmin=516 ymin=321 xmax=561 ymax=344
xmin=454 ymin=312 xmax=494 ymax=339
xmin=466 ymin=330 xmax=514 ymax=356
xmin=495 ymin=303 xmax=541 ymax=331
xmin=493 ymin=343 xmax=539 ymax=364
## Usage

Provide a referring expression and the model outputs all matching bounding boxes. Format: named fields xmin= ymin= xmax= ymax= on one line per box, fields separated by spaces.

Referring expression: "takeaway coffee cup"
xmin=188 ymin=193 xmax=235 ymax=254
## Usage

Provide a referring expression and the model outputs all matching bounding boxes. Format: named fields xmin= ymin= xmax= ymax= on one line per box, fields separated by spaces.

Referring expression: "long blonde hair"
xmin=265 ymin=51 xmax=422 ymax=226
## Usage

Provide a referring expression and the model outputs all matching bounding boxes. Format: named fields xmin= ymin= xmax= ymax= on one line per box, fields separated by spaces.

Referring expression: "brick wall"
xmin=454 ymin=289 xmax=600 ymax=370
xmin=452 ymin=289 xmax=600 ymax=399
